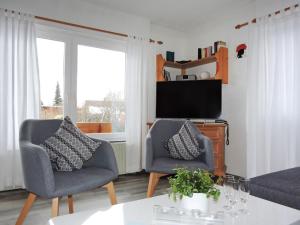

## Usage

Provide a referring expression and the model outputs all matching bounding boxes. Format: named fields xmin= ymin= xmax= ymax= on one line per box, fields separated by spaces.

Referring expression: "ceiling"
xmin=82 ymin=0 xmax=252 ymax=31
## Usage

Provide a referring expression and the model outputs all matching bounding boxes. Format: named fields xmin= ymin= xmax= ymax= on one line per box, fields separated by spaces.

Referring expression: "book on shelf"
xmin=201 ymin=48 xmax=205 ymax=59
xmin=198 ymin=41 xmax=226 ymax=60
xmin=163 ymin=69 xmax=171 ymax=81
xmin=208 ymin=46 xmax=212 ymax=57
xmin=198 ymin=48 xmax=202 ymax=59
xmin=214 ymin=41 xmax=226 ymax=53
xmin=212 ymin=46 xmax=215 ymax=55
xmin=198 ymin=43 xmax=225 ymax=59
xmin=204 ymin=46 xmax=213 ymax=57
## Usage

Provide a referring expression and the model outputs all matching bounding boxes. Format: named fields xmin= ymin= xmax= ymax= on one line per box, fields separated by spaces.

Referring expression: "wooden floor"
xmin=0 ymin=173 xmax=169 ymax=225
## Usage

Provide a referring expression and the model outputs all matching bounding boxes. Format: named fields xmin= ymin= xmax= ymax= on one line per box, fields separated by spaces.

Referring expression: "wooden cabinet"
xmin=147 ymin=122 xmax=226 ymax=177
xmin=194 ymin=123 xmax=226 ymax=176
xmin=156 ymin=47 xmax=228 ymax=84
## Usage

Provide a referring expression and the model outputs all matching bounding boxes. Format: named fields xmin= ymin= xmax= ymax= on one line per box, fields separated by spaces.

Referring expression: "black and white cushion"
xmin=166 ymin=121 xmax=203 ymax=160
xmin=40 ymin=116 xmax=101 ymax=171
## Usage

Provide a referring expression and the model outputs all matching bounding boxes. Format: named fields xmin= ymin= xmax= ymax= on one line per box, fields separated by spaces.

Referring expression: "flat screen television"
xmin=156 ymin=80 xmax=222 ymax=119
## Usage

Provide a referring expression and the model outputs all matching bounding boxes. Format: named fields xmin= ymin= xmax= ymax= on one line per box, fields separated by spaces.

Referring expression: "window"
xmin=77 ymin=45 xmax=125 ymax=132
xmin=37 ymin=38 xmax=65 ymax=119
xmin=36 ymin=27 xmax=126 ymax=138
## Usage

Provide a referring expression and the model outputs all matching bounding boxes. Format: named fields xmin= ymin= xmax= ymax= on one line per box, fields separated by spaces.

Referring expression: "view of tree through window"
xmin=36 ymin=37 xmax=125 ymax=134
xmin=37 ymin=38 xmax=65 ymax=119
xmin=77 ymin=45 xmax=125 ymax=133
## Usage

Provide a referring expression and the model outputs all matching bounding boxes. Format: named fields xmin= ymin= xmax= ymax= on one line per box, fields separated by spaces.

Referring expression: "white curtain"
xmin=247 ymin=8 xmax=300 ymax=178
xmin=0 ymin=9 xmax=40 ymax=190
xmin=125 ymin=36 xmax=157 ymax=173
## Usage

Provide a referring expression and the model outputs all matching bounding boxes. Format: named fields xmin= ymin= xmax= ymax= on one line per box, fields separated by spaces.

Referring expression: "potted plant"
xmin=168 ymin=168 xmax=221 ymax=210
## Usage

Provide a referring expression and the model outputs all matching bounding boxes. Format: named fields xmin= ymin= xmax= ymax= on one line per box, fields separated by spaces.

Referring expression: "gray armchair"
xmin=15 ymin=119 xmax=118 ymax=225
xmin=145 ymin=119 xmax=214 ymax=197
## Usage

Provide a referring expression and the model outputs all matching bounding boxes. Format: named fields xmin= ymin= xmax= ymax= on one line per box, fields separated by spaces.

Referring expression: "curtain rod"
xmin=35 ymin=16 xmax=163 ymax=45
xmin=3 ymin=9 xmax=163 ymax=44
xmin=235 ymin=4 xmax=299 ymax=30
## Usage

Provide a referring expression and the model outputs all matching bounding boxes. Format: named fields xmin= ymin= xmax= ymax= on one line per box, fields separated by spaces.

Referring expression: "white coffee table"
xmin=48 ymin=187 xmax=300 ymax=225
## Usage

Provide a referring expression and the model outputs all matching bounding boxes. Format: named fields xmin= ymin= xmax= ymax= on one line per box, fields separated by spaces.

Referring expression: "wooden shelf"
xmin=164 ymin=56 xmax=217 ymax=69
xmin=156 ymin=47 xmax=228 ymax=84
xmin=181 ymin=56 xmax=217 ymax=69
xmin=164 ymin=61 xmax=183 ymax=69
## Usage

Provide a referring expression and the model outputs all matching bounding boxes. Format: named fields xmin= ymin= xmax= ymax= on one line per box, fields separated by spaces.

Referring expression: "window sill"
xmin=87 ymin=132 xmax=125 ymax=143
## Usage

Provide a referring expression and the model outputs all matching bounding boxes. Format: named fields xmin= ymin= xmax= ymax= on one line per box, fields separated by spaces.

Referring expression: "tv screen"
xmin=156 ymin=80 xmax=222 ymax=119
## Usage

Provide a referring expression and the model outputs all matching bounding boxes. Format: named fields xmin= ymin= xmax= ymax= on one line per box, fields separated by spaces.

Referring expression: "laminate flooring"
xmin=0 ymin=173 xmax=169 ymax=225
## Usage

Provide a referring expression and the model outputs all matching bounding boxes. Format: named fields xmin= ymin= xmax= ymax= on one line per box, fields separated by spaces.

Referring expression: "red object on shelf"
xmin=236 ymin=44 xmax=247 ymax=52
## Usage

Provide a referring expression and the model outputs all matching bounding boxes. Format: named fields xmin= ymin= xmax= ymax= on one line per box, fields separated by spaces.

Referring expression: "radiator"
xmin=111 ymin=142 xmax=126 ymax=174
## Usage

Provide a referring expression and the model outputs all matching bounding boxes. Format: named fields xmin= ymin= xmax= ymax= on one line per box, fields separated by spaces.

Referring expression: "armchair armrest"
xmin=196 ymin=134 xmax=214 ymax=172
xmin=20 ymin=141 xmax=55 ymax=198
xmin=84 ymin=138 xmax=119 ymax=177
xmin=145 ymin=133 xmax=153 ymax=172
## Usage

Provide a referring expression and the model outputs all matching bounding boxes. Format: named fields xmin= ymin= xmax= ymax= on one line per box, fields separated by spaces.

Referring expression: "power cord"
xmin=215 ymin=119 xmax=229 ymax=145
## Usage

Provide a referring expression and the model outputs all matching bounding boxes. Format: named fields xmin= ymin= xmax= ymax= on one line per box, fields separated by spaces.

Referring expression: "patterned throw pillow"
xmin=40 ymin=116 xmax=101 ymax=171
xmin=167 ymin=121 xmax=203 ymax=160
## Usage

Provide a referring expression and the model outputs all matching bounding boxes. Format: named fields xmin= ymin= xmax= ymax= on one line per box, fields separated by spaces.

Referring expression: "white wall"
xmin=150 ymin=24 xmax=188 ymax=60
xmin=185 ymin=0 xmax=299 ymax=177
xmin=0 ymin=0 xmax=150 ymax=36
xmin=150 ymin=24 xmax=189 ymax=80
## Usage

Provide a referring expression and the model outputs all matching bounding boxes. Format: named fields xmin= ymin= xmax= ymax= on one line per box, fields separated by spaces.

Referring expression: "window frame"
xmin=36 ymin=23 xmax=126 ymax=141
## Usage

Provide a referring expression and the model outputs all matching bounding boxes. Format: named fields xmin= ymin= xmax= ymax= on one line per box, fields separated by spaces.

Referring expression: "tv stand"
xmin=190 ymin=119 xmax=217 ymax=123
xmin=147 ymin=121 xmax=226 ymax=176
xmin=194 ymin=122 xmax=226 ymax=176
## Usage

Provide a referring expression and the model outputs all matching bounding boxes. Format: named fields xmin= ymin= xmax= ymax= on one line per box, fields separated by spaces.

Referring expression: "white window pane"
xmin=37 ymin=38 xmax=65 ymax=119
xmin=77 ymin=45 xmax=125 ymax=133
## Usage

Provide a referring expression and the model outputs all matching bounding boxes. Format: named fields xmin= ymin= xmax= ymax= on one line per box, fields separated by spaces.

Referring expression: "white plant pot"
xmin=179 ymin=193 xmax=208 ymax=212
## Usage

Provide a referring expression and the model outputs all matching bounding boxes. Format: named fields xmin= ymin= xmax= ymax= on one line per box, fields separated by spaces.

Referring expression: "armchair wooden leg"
xmin=67 ymin=195 xmax=74 ymax=214
xmin=51 ymin=197 xmax=60 ymax=218
xmin=104 ymin=181 xmax=117 ymax=205
xmin=15 ymin=193 xmax=37 ymax=225
xmin=147 ymin=172 xmax=167 ymax=198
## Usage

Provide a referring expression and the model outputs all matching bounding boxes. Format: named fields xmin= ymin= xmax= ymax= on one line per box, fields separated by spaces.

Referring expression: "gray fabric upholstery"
xmin=19 ymin=119 xmax=118 ymax=198
xmin=249 ymin=167 xmax=300 ymax=210
xmin=150 ymin=157 xmax=210 ymax=174
xmin=20 ymin=141 xmax=56 ymax=198
xmin=145 ymin=119 xmax=214 ymax=174
xmin=83 ymin=139 xmax=119 ymax=176
xmin=53 ymin=168 xmax=116 ymax=197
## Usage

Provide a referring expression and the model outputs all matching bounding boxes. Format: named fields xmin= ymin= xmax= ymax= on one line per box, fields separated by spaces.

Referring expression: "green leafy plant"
xmin=168 ymin=168 xmax=221 ymax=201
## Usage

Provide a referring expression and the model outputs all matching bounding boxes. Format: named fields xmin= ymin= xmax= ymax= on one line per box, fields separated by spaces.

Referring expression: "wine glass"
xmin=228 ymin=179 xmax=239 ymax=218
xmin=238 ymin=178 xmax=250 ymax=215
xmin=223 ymin=175 xmax=236 ymax=210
